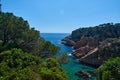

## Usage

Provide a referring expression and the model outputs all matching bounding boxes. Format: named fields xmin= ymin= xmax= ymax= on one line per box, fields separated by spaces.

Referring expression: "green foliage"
xmin=96 ymin=57 xmax=120 ymax=80
xmin=0 ymin=12 xmax=59 ymax=57
xmin=95 ymin=38 xmax=120 ymax=60
xmin=39 ymin=67 xmax=67 ymax=80
xmin=0 ymin=48 xmax=68 ymax=80
xmin=103 ymin=38 xmax=120 ymax=43
xmin=46 ymin=58 xmax=60 ymax=68
xmin=71 ymin=23 xmax=120 ymax=41
xmin=39 ymin=58 xmax=68 ymax=80
xmin=40 ymin=41 xmax=60 ymax=58
xmin=0 ymin=12 xmax=67 ymax=80
xmin=57 ymin=53 xmax=69 ymax=64
xmin=0 ymin=48 xmax=42 ymax=79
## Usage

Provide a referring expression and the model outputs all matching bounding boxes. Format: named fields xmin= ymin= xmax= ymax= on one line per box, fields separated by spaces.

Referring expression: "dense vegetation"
xmin=71 ymin=23 xmax=120 ymax=41
xmin=0 ymin=12 xmax=68 ymax=80
xmin=0 ymin=48 xmax=68 ymax=80
xmin=1 ymin=11 xmax=120 ymax=80
xmin=96 ymin=57 xmax=120 ymax=80
xmin=0 ymin=12 xmax=59 ymax=57
xmin=57 ymin=53 xmax=69 ymax=64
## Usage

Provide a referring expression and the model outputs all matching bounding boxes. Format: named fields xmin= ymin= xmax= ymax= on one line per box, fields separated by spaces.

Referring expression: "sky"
xmin=1 ymin=0 xmax=120 ymax=33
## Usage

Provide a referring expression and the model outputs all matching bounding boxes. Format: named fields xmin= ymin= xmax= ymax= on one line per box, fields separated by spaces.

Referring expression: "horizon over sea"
xmin=41 ymin=33 xmax=96 ymax=80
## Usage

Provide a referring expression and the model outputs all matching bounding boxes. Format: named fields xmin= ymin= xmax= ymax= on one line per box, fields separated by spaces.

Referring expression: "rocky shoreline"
xmin=61 ymin=36 xmax=120 ymax=79
xmin=61 ymin=23 xmax=120 ymax=79
xmin=62 ymin=37 xmax=100 ymax=67
xmin=61 ymin=36 xmax=76 ymax=46
xmin=62 ymin=36 xmax=120 ymax=68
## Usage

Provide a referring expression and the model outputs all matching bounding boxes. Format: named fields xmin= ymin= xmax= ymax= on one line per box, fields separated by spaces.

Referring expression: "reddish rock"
xmin=72 ymin=46 xmax=94 ymax=58
xmin=74 ymin=37 xmax=99 ymax=49
xmin=72 ymin=37 xmax=99 ymax=58
xmin=75 ymin=70 xmax=91 ymax=78
xmin=61 ymin=36 xmax=76 ymax=46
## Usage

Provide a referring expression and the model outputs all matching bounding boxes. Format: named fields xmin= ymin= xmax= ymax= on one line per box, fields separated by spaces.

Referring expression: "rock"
xmin=72 ymin=46 xmax=93 ymax=58
xmin=72 ymin=37 xmax=99 ymax=58
xmin=62 ymin=23 xmax=120 ymax=68
xmin=73 ymin=52 xmax=85 ymax=58
xmin=61 ymin=36 xmax=76 ymax=46
xmin=74 ymin=37 xmax=99 ymax=49
xmin=79 ymin=42 xmax=120 ymax=67
xmin=78 ymin=47 xmax=102 ymax=67
xmin=75 ymin=70 xmax=91 ymax=78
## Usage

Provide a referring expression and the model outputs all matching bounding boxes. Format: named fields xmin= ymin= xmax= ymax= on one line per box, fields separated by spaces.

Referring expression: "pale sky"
xmin=2 ymin=0 xmax=120 ymax=33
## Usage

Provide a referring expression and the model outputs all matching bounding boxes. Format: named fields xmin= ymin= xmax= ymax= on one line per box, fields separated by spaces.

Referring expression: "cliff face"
xmin=62 ymin=23 xmax=120 ymax=67
xmin=61 ymin=36 xmax=75 ymax=46
xmin=74 ymin=37 xmax=99 ymax=49
xmin=79 ymin=42 xmax=120 ymax=67
xmin=72 ymin=37 xmax=99 ymax=58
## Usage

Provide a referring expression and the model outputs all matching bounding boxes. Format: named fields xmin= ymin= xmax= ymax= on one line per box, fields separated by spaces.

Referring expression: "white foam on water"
xmin=68 ymin=53 xmax=72 ymax=56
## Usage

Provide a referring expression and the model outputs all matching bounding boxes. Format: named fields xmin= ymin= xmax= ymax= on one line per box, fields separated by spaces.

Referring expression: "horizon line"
xmin=40 ymin=32 xmax=71 ymax=34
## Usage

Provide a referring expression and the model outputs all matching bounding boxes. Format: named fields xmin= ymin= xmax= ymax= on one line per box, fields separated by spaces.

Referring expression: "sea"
xmin=41 ymin=33 xmax=96 ymax=80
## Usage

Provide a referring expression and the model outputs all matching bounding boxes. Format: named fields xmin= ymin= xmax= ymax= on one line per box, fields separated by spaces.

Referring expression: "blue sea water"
xmin=41 ymin=33 xmax=96 ymax=80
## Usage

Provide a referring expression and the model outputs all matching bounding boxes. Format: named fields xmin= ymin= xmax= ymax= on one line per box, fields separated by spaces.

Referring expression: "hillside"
xmin=71 ymin=23 xmax=120 ymax=41
xmin=62 ymin=23 xmax=120 ymax=67
xmin=0 ymin=12 xmax=68 ymax=80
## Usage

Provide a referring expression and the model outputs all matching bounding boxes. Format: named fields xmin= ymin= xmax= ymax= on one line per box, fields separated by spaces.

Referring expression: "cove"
xmin=41 ymin=33 xmax=96 ymax=80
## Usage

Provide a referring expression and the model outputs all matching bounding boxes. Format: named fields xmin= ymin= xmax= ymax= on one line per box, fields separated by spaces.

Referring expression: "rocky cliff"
xmin=62 ymin=23 xmax=120 ymax=67
xmin=79 ymin=41 xmax=120 ymax=67
xmin=61 ymin=36 xmax=76 ymax=46
xmin=72 ymin=37 xmax=99 ymax=58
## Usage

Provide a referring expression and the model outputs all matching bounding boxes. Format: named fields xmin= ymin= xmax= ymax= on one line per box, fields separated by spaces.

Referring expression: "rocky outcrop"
xmin=75 ymin=70 xmax=91 ymax=78
xmin=72 ymin=46 xmax=94 ymax=58
xmin=61 ymin=36 xmax=76 ymax=46
xmin=72 ymin=37 xmax=99 ymax=58
xmin=62 ymin=23 xmax=120 ymax=68
xmin=63 ymin=37 xmax=120 ymax=67
xmin=79 ymin=47 xmax=100 ymax=67
xmin=73 ymin=37 xmax=99 ymax=49
xmin=79 ymin=42 xmax=120 ymax=67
